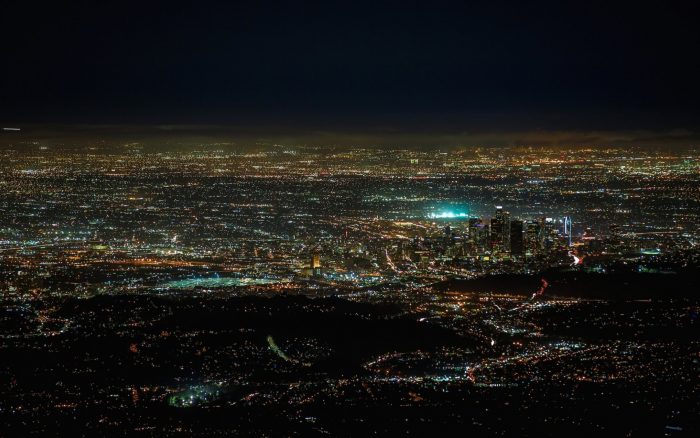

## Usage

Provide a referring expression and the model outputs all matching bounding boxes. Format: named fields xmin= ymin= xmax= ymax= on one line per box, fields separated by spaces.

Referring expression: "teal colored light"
xmin=428 ymin=211 xmax=469 ymax=219
xmin=159 ymin=276 xmax=287 ymax=290
xmin=168 ymin=385 xmax=222 ymax=408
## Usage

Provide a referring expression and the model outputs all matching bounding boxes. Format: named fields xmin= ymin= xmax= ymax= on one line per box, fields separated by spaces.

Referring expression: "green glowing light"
xmin=168 ymin=385 xmax=222 ymax=408
xmin=158 ymin=276 xmax=288 ymax=290
xmin=428 ymin=211 xmax=469 ymax=219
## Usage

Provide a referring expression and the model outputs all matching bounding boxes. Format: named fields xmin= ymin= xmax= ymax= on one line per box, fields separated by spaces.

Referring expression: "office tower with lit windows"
xmin=468 ymin=218 xmax=489 ymax=255
xmin=311 ymin=252 xmax=321 ymax=276
xmin=525 ymin=219 xmax=542 ymax=256
xmin=490 ymin=206 xmax=511 ymax=253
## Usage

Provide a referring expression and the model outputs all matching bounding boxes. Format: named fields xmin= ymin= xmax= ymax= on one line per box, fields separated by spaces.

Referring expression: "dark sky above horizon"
xmin=2 ymin=1 xmax=700 ymax=144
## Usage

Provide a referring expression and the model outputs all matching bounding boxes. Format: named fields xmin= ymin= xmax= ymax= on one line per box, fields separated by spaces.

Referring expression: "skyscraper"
xmin=543 ymin=217 xmax=557 ymax=249
xmin=311 ymin=252 xmax=321 ymax=276
xmin=510 ymin=219 xmax=524 ymax=256
xmin=525 ymin=219 xmax=542 ymax=256
xmin=468 ymin=218 xmax=489 ymax=255
xmin=490 ymin=206 xmax=511 ymax=253
xmin=563 ymin=216 xmax=573 ymax=246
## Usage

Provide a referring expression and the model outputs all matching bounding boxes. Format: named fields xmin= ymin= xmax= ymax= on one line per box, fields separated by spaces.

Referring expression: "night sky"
xmin=2 ymin=1 xmax=700 ymax=145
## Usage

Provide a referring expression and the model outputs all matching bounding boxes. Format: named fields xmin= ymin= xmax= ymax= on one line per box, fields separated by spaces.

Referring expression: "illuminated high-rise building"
xmin=525 ymin=219 xmax=542 ymax=255
xmin=311 ymin=252 xmax=321 ymax=276
xmin=490 ymin=206 xmax=510 ymax=253
xmin=563 ymin=216 xmax=573 ymax=246
xmin=543 ymin=217 xmax=557 ymax=249
xmin=468 ymin=218 xmax=489 ymax=254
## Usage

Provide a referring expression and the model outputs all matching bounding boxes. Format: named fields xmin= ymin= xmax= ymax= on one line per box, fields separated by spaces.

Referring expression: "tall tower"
xmin=525 ymin=219 xmax=542 ymax=256
xmin=311 ymin=252 xmax=321 ymax=276
xmin=543 ymin=217 xmax=556 ymax=249
xmin=510 ymin=219 xmax=524 ymax=256
xmin=563 ymin=216 xmax=573 ymax=246
xmin=468 ymin=218 xmax=488 ymax=255
xmin=490 ymin=206 xmax=511 ymax=253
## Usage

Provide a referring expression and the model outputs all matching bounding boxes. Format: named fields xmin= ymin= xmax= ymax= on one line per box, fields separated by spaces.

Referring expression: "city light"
xmin=428 ymin=211 xmax=469 ymax=219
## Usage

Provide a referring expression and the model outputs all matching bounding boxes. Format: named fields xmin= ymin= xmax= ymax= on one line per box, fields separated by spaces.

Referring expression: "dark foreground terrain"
xmin=2 ymin=274 xmax=699 ymax=436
